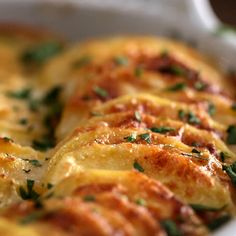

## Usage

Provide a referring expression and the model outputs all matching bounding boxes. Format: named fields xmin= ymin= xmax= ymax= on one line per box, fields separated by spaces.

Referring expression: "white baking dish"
xmin=0 ymin=0 xmax=235 ymax=235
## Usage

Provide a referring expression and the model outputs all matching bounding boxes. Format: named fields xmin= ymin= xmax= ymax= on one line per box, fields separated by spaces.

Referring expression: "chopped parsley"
xmin=220 ymin=152 xmax=230 ymax=162
xmin=28 ymin=99 xmax=40 ymax=112
xmin=73 ymin=55 xmax=91 ymax=69
xmin=43 ymin=86 xmax=62 ymax=104
xmin=188 ymin=111 xmax=200 ymax=125
xmin=19 ymin=118 xmax=28 ymax=125
xmin=190 ymin=204 xmax=226 ymax=212
xmin=41 ymin=85 xmax=63 ymax=149
xmin=134 ymin=111 xmax=142 ymax=123
xmin=21 ymin=41 xmax=63 ymax=65
xmin=160 ymin=219 xmax=182 ymax=236
xmin=178 ymin=110 xmax=200 ymax=125
xmin=208 ymin=103 xmax=216 ymax=116
xmin=19 ymin=179 xmax=40 ymax=201
xmin=194 ymin=81 xmax=207 ymax=91
xmin=23 ymin=169 xmax=31 ymax=174
xmin=20 ymin=211 xmax=46 ymax=225
xmin=124 ymin=133 xmax=137 ymax=142
xmin=191 ymin=148 xmax=201 ymax=155
xmin=222 ymin=162 xmax=236 ymax=186
xmin=191 ymin=141 xmax=200 ymax=147
xmin=134 ymin=66 xmax=143 ymax=78
xmin=207 ymin=214 xmax=231 ymax=231
xmin=93 ymin=86 xmax=108 ymax=98
xmin=32 ymin=139 xmax=54 ymax=152
xmin=150 ymin=126 xmax=175 ymax=134
xmin=83 ymin=195 xmax=96 ymax=202
xmin=231 ymin=103 xmax=236 ymax=111
xmin=168 ymin=66 xmax=186 ymax=77
xmin=7 ymin=88 xmax=31 ymax=99
xmin=90 ymin=111 xmax=103 ymax=117
xmin=133 ymin=161 xmax=144 ymax=172
xmin=47 ymin=183 xmax=54 ymax=189
xmin=2 ymin=137 xmax=13 ymax=143
xmin=226 ymin=125 xmax=236 ymax=144
xmin=139 ymin=133 xmax=151 ymax=144
xmin=114 ymin=56 xmax=129 ymax=66
xmin=178 ymin=109 xmax=186 ymax=120
xmin=23 ymin=159 xmax=42 ymax=167
xmin=181 ymin=152 xmax=207 ymax=160
xmin=160 ymin=49 xmax=169 ymax=58
xmin=167 ymin=82 xmax=186 ymax=91
xmin=136 ymin=198 xmax=146 ymax=206
xmin=124 ymin=133 xmax=151 ymax=144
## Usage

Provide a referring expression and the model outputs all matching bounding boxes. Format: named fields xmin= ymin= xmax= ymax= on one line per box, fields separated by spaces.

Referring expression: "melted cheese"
xmin=0 ymin=170 xmax=208 ymax=236
xmin=0 ymin=31 xmax=235 ymax=236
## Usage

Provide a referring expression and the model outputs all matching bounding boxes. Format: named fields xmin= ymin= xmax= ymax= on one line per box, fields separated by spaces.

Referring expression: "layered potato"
xmin=0 ymin=26 xmax=235 ymax=235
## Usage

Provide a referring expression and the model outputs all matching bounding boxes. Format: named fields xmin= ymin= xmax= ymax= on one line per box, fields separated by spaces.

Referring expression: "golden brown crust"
xmin=1 ymin=170 xmax=208 ymax=236
xmin=0 ymin=32 xmax=235 ymax=236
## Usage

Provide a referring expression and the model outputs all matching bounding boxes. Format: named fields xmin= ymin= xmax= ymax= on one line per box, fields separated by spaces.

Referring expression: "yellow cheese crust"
xmin=1 ymin=170 xmax=208 ymax=236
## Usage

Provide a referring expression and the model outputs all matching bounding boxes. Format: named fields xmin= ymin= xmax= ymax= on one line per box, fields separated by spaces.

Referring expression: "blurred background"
xmin=210 ymin=0 xmax=236 ymax=27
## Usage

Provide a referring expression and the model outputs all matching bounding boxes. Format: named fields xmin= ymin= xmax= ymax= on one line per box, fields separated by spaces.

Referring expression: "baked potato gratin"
xmin=0 ymin=23 xmax=235 ymax=236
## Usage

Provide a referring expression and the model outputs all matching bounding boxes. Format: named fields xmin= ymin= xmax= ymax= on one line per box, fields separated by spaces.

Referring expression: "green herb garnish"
xmin=136 ymin=198 xmax=146 ymax=206
xmin=207 ymin=214 xmax=231 ymax=231
xmin=93 ymin=86 xmax=108 ymax=98
xmin=190 ymin=204 xmax=226 ymax=212
xmin=23 ymin=169 xmax=31 ymax=174
xmin=169 ymin=66 xmax=186 ymax=77
xmin=231 ymin=103 xmax=236 ymax=111
xmin=178 ymin=109 xmax=185 ymax=120
xmin=191 ymin=142 xmax=200 ymax=147
xmin=139 ymin=133 xmax=151 ymax=144
xmin=90 ymin=111 xmax=103 ymax=117
xmin=178 ymin=110 xmax=200 ymax=125
xmin=19 ymin=118 xmax=28 ymax=125
xmin=134 ymin=66 xmax=143 ymax=78
xmin=47 ymin=183 xmax=54 ymax=189
xmin=226 ymin=125 xmax=236 ymax=144
xmin=181 ymin=152 xmax=207 ymax=160
xmin=124 ymin=133 xmax=137 ymax=142
xmin=160 ymin=219 xmax=182 ymax=236
xmin=150 ymin=126 xmax=175 ymax=134
xmin=73 ymin=56 xmax=91 ymax=69
xmin=23 ymin=159 xmax=42 ymax=167
xmin=2 ymin=137 xmax=13 ymax=142
xmin=19 ymin=179 xmax=40 ymax=201
xmin=114 ymin=56 xmax=129 ymax=66
xmin=222 ymin=162 xmax=236 ymax=186
xmin=160 ymin=49 xmax=169 ymax=58
xmin=167 ymin=82 xmax=186 ymax=91
xmin=28 ymin=99 xmax=40 ymax=112
xmin=191 ymin=148 xmax=201 ymax=154
xmin=220 ymin=152 xmax=230 ymax=162
xmin=32 ymin=139 xmax=54 ymax=152
xmin=21 ymin=41 xmax=63 ymax=65
xmin=20 ymin=211 xmax=46 ymax=225
xmin=208 ymin=103 xmax=216 ymax=116
xmin=83 ymin=195 xmax=96 ymax=202
xmin=133 ymin=161 xmax=144 ymax=172
xmin=43 ymin=86 xmax=62 ymax=104
xmin=7 ymin=88 xmax=31 ymax=99
xmin=194 ymin=81 xmax=207 ymax=91
xmin=188 ymin=111 xmax=200 ymax=125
